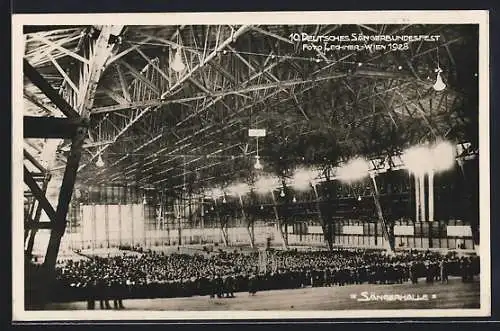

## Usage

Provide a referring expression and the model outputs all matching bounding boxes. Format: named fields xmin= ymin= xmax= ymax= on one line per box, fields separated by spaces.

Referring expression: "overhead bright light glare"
xmin=227 ymin=182 xmax=250 ymax=196
xmin=431 ymin=141 xmax=456 ymax=172
xmin=254 ymin=175 xmax=279 ymax=195
xmin=292 ymin=167 xmax=318 ymax=191
xmin=336 ymin=157 xmax=370 ymax=182
xmin=208 ymin=187 xmax=224 ymax=199
xmin=401 ymin=145 xmax=432 ymax=175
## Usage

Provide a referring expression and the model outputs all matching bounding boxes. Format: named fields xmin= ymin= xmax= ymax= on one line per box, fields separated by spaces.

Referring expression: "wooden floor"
xmin=46 ymin=278 xmax=479 ymax=311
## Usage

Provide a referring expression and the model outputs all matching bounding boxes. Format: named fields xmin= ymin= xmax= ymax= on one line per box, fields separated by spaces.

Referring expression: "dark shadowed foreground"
xmin=46 ymin=277 xmax=479 ymax=311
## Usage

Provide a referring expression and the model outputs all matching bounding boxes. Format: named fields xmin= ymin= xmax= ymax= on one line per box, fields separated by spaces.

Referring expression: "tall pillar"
xmin=415 ymin=175 xmax=420 ymax=223
xmin=118 ymin=203 xmax=122 ymax=246
xmin=428 ymin=170 xmax=435 ymax=223
xmin=419 ymin=173 xmax=426 ymax=223
xmin=129 ymin=203 xmax=134 ymax=246
xmin=105 ymin=204 xmax=110 ymax=248
xmin=92 ymin=204 xmax=96 ymax=250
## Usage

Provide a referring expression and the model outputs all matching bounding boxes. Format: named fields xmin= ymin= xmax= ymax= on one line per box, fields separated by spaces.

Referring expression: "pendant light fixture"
xmin=433 ymin=67 xmax=446 ymax=91
xmin=292 ymin=196 xmax=297 ymax=203
xmin=280 ymin=188 xmax=285 ymax=198
xmin=171 ymin=47 xmax=186 ymax=73
xmin=433 ymin=48 xmax=446 ymax=92
xmin=254 ymin=155 xmax=263 ymax=170
xmin=96 ymin=154 xmax=105 ymax=167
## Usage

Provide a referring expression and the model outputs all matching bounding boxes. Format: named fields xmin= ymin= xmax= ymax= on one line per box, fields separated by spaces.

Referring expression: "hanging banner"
xmin=342 ymin=225 xmax=364 ymax=235
xmin=308 ymin=225 xmax=323 ymax=234
xmin=248 ymin=129 xmax=266 ymax=137
xmin=447 ymin=225 xmax=472 ymax=237
xmin=394 ymin=225 xmax=415 ymax=236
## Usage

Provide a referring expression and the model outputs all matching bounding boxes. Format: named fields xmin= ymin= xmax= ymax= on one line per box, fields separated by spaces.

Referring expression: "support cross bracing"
xmin=23 ymin=26 xmax=124 ymax=272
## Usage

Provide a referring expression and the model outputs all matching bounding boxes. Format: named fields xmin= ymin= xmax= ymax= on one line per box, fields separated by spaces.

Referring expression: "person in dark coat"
xmin=86 ymin=279 xmax=97 ymax=310
xmin=248 ymin=274 xmax=257 ymax=295
xmin=440 ymin=260 xmax=448 ymax=284
xmin=112 ymin=279 xmax=125 ymax=309
xmin=98 ymin=278 xmax=111 ymax=309
xmin=216 ymin=276 xmax=224 ymax=298
xmin=224 ymin=275 xmax=235 ymax=298
xmin=208 ymin=276 xmax=216 ymax=298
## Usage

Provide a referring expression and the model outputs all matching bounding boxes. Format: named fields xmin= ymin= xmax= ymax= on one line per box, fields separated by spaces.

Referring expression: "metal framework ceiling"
xmin=23 ymin=24 xmax=479 ymax=194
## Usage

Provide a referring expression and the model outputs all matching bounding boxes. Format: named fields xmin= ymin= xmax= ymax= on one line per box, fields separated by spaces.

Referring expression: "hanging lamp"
xmin=171 ymin=47 xmax=186 ymax=73
xmin=433 ymin=48 xmax=446 ymax=92
xmin=96 ymin=154 xmax=105 ymax=167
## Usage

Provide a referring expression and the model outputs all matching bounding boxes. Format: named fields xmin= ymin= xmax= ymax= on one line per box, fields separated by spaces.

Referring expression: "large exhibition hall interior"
xmin=21 ymin=23 xmax=481 ymax=310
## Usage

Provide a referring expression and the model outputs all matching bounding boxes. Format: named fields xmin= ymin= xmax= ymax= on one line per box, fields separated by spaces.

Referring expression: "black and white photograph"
xmin=12 ymin=11 xmax=490 ymax=320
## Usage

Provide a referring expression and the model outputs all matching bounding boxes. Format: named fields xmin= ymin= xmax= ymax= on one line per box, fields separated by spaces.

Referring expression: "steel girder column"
xmin=270 ymin=190 xmax=288 ymax=250
xmin=24 ymin=150 xmax=51 ymax=241
xmin=312 ymin=184 xmax=333 ymax=251
xmin=369 ymin=174 xmax=395 ymax=252
xmin=23 ymin=26 xmax=124 ymax=272
xmin=45 ymin=26 xmax=124 ymax=270
xmin=25 ymin=173 xmax=52 ymax=254
xmin=238 ymin=194 xmax=255 ymax=248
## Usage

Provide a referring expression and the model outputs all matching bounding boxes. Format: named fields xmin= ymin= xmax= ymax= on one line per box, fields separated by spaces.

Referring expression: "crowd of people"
xmin=49 ymin=248 xmax=479 ymax=308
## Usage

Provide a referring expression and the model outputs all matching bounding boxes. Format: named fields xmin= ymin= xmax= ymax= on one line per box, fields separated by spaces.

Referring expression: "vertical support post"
xmin=43 ymin=121 xmax=88 ymax=270
xmin=415 ymin=175 xmax=420 ymax=223
xmin=143 ymin=202 xmax=146 ymax=247
xmin=239 ymin=194 xmax=254 ymax=248
xmin=428 ymin=170 xmax=435 ymax=223
xmin=92 ymin=204 xmax=96 ymax=250
xmin=26 ymin=174 xmax=51 ymax=255
xmin=428 ymin=170 xmax=434 ymax=248
xmin=270 ymin=190 xmax=288 ymax=250
xmin=370 ymin=174 xmax=394 ymax=252
xmin=130 ymin=203 xmax=134 ymax=247
xmin=118 ymin=203 xmax=122 ymax=246
xmin=105 ymin=204 xmax=109 ymax=248
xmin=312 ymin=184 xmax=333 ymax=250
xmin=419 ymin=173 xmax=426 ymax=223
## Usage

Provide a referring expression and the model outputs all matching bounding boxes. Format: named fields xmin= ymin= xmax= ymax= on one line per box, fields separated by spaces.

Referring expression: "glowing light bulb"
xmin=280 ymin=189 xmax=285 ymax=198
xmin=171 ymin=48 xmax=186 ymax=73
xmin=211 ymin=206 xmax=214 ymax=211
xmin=357 ymin=196 xmax=362 ymax=201
xmin=96 ymin=154 xmax=105 ymax=167
xmin=260 ymin=205 xmax=264 ymax=210
xmin=433 ymin=68 xmax=446 ymax=91
xmin=292 ymin=196 xmax=297 ymax=203
xmin=254 ymin=156 xmax=263 ymax=170
xmin=222 ymin=196 xmax=227 ymax=204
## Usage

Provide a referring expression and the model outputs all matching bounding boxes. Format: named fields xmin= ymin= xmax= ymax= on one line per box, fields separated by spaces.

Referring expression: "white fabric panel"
xmin=447 ymin=225 xmax=472 ymax=237
xmin=132 ymin=204 xmax=145 ymax=245
xmin=342 ymin=225 xmax=364 ymax=235
xmin=120 ymin=204 xmax=134 ymax=245
xmin=394 ymin=225 xmax=415 ymax=236
xmin=107 ymin=205 xmax=120 ymax=243
xmin=308 ymin=225 xmax=323 ymax=234
xmin=81 ymin=205 xmax=93 ymax=244
xmin=94 ymin=205 xmax=106 ymax=243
